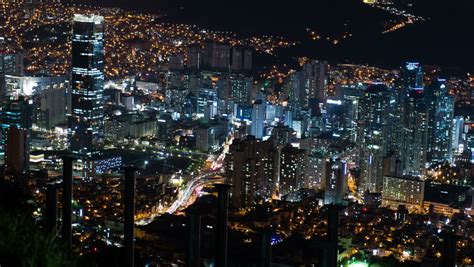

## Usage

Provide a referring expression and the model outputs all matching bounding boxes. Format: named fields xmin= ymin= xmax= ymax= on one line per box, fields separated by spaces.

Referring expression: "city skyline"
xmin=0 ymin=1 xmax=473 ymax=267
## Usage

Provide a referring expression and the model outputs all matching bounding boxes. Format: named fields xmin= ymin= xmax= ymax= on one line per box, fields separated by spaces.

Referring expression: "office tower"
xmin=0 ymin=96 xmax=32 ymax=165
xmin=0 ymin=53 xmax=24 ymax=101
xmin=372 ymin=84 xmax=399 ymax=158
xmin=251 ymin=99 xmax=266 ymax=139
xmin=157 ymin=113 xmax=174 ymax=142
xmin=324 ymin=158 xmax=347 ymax=205
xmin=69 ymin=14 xmax=105 ymax=157
xmin=399 ymin=89 xmax=428 ymax=176
xmin=303 ymin=60 xmax=328 ymax=101
xmin=342 ymin=85 xmax=364 ymax=142
xmin=195 ymin=125 xmax=218 ymax=152
xmin=226 ymin=136 xmax=277 ymax=207
xmin=287 ymin=71 xmax=307 ymax=110
xmin=39 ymin=81 xmax=69 ymax=129
xmin=5 ymin=126 xmax=29 ymax=174
xmin=0 ymin=53 xmax=24 ymax=77
xmin=357 ymin=84 xmax=390 ymax=193
xmin=382 ymin=175 xmax=425 ymax=210
xmin=452 ymin=116 xmax=464 ymax=154
xmin=196 ymin=88 xmax=217 ymax=120
xmin=400 ymin=62 xmax=423 ymax=90
xmin=284 ymin=110 xmax=293 ymax=128
xmin=426 ymin=79 xmax=455 ymax=163
xmin=323 ymin=99 xmax=344 ymax=133
xmin=265 ymin=104 xmax=278 ymax=124
xmin=279 ymin=144 xmax=306 ymax=196
xmin=229 ymin=74 xmax=253 ymax=104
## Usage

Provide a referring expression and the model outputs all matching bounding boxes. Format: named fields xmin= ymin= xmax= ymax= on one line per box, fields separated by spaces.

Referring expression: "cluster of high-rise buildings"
xmin=0 ymin=6 xmax=473 ymax=266
xmin=0 ymin=12 xmax=470 ymax=212
xmin=225 ymin=61 xmax=470 ymax=212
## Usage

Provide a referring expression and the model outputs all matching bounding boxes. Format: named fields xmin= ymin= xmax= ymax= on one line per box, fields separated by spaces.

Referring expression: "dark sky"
xmin=66 ymin=0 xmax=474 ymax=73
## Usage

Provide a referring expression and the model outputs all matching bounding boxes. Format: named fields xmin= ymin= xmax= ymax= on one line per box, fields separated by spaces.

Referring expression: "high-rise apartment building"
xmin=226 ymin=136 xmax=277 ymax=208
xmin=426 ymin=78 xmax=455 ymax=163
xmin=279 ymin=144 xmax=306 ymax=196
xmin=399 ymin=90 xmax=428 ymax=176
xmin=382 ymin=175 xmax=425 ymax=211
xmin=357 ymin=84 xmax=391 ymax=193
xmin=251 ymin=97 xmax=266 ymax=139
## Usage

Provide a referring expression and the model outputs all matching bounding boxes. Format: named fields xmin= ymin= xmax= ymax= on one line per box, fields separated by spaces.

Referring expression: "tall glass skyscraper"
xmin=69 ymin=14 xmax=105 ymax=158
xmin=357 ymin=84 xmax=391 ymax=193
xmin=426 ymin=78 xmax=454 ymax=163
xmin=401 ymin=62 xmax=423 ymax=90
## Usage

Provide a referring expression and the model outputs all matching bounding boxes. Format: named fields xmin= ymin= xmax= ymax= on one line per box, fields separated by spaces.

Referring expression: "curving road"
xmin=136 ymin=135 xmax=233 ymax=225
xmin=166 ymin=171 xmax=223 ymax=214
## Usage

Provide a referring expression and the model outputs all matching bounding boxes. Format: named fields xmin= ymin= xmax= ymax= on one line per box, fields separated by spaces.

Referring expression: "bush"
xmin=0 ymin=211 xmax=77 ymax=267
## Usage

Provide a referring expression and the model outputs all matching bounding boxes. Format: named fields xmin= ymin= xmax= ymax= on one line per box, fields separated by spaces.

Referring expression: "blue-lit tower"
xmin=69 ymin=14 xmax=105 ymax=157
xmin=251 ymin=93 xmax=266 ymax=139
xmin=399 ymin=89 xmax=428 ymax=176
xmin=426 ymin=78 xmax=455 ymax=164
xmin=401 ymin=62 xmax=423 ymax=91
xmin=357 ymin=84 xmax=391 ymax=193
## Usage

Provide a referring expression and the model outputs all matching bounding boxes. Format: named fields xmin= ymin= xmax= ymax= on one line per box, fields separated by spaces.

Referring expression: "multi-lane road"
xmin=136 ymin=135 xmax=232 ymax=225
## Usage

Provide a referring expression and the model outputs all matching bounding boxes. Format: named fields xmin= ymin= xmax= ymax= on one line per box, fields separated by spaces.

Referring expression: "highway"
xmin=136 ymin=134 xmax=232 ymax=225
xmin=166 ymin=172 xmax=224 ymax=214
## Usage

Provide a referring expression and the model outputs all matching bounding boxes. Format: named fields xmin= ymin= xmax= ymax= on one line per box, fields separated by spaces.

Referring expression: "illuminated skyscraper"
xmin=394 ymin=62 xmax=429 ymax=176
xmin=451 ymin=116 xmax=464 ymax=155
xmin=0 ymin=53 xmax=24 ymax=77
xmin=287 ymin=71 xmax=307 ymax=111
xmin=357 ymin=84 xmax=391 ymax=193
xmin=229 ymin=74 xmax=253 ymax=104
xmin=226 ymin=136 xmax=277 ymax=208
xmin=426 ymin=78 xmax=455 ymax=163
xmin=69 ymin=14 xmax=105 ymax=157
xmin=251 ymin=97 xmax=266 ymax=139
xmin=303 ymin=60 xmax=328 ymax=101
xmin=400 ymin=62 xmax=423 ymax=90
xmin=0 ymin=53 xmax=24 ymax=101
xmin=399 ymin=89 xmax=428 ymax=176
xmin=279 ymin=144 xmax=306 ymax=196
